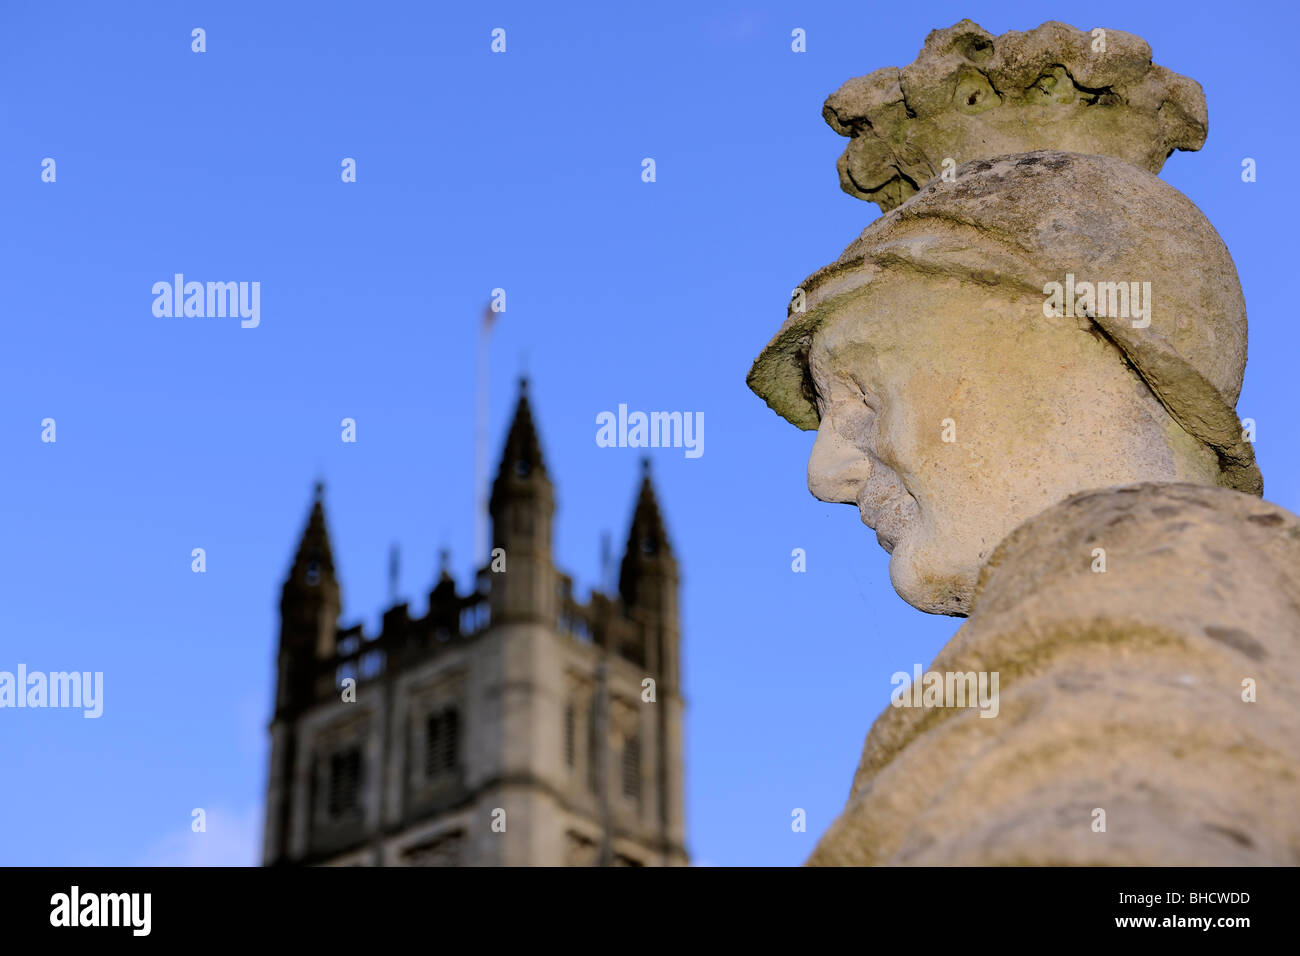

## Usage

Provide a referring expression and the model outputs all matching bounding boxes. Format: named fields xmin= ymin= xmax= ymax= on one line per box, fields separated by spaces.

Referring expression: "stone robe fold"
xmin=808 ymin=483 xmax=1300 ymax=865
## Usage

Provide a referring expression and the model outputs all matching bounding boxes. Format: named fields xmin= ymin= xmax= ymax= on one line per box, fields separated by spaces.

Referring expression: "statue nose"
xmin=807 ymin=424 xmax=870 ymax=504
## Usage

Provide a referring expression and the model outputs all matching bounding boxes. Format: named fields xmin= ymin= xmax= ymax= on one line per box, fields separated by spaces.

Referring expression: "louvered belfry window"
xmin=425 ymin=708 xmax=460 ymax=778
xmin=327 ymin=748 xmax=361 ymax=817
xmin=622 ymin=735 xmax=641 ymax=800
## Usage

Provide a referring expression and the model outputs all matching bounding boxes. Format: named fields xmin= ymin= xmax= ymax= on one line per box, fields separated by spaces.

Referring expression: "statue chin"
xmin=884 ymin=533 xmax=976 ymax=618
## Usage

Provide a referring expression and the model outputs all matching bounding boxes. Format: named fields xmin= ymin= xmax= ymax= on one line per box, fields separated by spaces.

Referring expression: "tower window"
xmin=514 ymin=458 xmax=531 ymax=477
xmin=444 ymin=709 xmax=459 ymax=771
xmin=327 ymin=748 xmax=362 ymax=817
xmin=622 ymin=735 xmax=641 ymax=801
xmin=425 ymin=708 xmax=460 ymax=778
xmin=425 ymin=713 xmax=441 ymax=776
xmin=305 ymin=560 xmax=321 ymax=586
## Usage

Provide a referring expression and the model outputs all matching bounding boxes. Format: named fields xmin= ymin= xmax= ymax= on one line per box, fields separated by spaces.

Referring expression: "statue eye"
xmin=849 ymin=375 xmax=877 ymax=412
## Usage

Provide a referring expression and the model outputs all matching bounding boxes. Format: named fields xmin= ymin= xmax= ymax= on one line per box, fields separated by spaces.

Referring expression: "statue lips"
xmin=856 ymin=466 xmax=915 ymax=555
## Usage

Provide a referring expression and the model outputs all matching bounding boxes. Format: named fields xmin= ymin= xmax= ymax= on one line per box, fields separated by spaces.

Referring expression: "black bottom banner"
xmin=0 ymin=865 xmax=1283 ymax=943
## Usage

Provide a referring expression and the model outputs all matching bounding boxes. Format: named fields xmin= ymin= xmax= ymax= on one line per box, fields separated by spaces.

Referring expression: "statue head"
xmin=747 ymin=23 xmax=1260 ymax=615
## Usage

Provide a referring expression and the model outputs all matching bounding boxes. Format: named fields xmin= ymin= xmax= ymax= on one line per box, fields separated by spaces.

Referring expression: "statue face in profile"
xmin=750 ymin=153 xmax=1260 ymax=616
xmin=803 ymin=271 xmax=1208 ymax=615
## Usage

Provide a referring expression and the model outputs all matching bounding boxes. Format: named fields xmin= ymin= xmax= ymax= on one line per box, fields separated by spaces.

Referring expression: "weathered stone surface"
xmin=825 ymin=20 xmax=1208 ymax=212
xmin=746 ymin=21 xmax=1292 ymax=867
xmin=806 ymin=484 xmax=1300 ymax=866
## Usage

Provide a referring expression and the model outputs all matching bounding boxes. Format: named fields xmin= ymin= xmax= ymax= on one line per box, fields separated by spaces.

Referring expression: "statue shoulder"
xmin=970 ymin=482 xmax=1300 ymax=633
xmin=814 ymin=483 xmax=1300 ymax=866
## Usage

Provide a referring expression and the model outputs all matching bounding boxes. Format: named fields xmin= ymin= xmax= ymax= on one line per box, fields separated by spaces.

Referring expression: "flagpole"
xmin=475 ymin=304 xmax=493 ymax=571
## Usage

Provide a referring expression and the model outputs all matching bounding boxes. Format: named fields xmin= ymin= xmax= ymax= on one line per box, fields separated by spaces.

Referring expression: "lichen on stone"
xmin=824 ymin=19 xmax=1209 ymax=212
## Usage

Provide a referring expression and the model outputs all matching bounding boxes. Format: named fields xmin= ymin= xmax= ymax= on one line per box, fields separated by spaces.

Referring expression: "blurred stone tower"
xmin=262 ymin=380 xmax=688 ymax=866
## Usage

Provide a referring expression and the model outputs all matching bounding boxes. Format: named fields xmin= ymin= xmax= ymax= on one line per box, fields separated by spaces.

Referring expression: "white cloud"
xmin=135 ymin=805 xmax=261 ymax=867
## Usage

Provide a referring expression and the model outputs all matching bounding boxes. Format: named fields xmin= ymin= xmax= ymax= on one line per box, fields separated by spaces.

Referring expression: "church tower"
xmin=262 ymin=380 xmax=688 ymax=866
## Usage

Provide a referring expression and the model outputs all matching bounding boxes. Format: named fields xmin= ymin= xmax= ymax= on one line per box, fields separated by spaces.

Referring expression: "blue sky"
xmin=1 ymin=0 xmax=1297 ymax=866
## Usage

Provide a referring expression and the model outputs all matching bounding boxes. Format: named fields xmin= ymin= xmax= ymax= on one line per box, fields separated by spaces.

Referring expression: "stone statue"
xmin=747 ymin=20 xmax=1300 ymax=865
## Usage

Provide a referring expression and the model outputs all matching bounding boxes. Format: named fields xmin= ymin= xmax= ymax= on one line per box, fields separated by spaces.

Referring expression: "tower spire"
xmin=488 ymin=378 xmax=556 ymax=624
xmin=490 ymin=378 xmax=549 ymax=507
xmin=286 ymin=483 xmax=338 ymax=593
xmin=619 ymin=458 xmax=674 ymax=606
xmin=276 ymin=483 xmax=343 ymax=716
